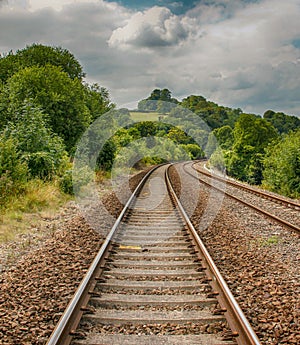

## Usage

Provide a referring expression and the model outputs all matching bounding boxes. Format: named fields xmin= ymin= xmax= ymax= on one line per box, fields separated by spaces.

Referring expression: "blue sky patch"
xmin=105 ymin=0 xmax=198 ymax=14
xmin=292 ymin=38 xmax=300 ymax=49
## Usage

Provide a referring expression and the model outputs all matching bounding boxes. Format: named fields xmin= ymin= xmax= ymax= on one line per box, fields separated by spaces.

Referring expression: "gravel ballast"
xmin=169 ymin=162 xmax=299 ymax=345
xmin=0 ymin=163 xmax=299 ymax=345
xmin=0 ymin=169 xmax=149 ymax=345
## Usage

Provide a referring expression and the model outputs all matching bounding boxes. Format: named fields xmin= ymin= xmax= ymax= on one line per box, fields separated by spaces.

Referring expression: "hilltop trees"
xmin=263 ymin=110 xmax=300 ymax=134
xmin=138 ymin=88 xmax=178 ymax=112
xmin=180 ymin=95 xmax=241 ymax=129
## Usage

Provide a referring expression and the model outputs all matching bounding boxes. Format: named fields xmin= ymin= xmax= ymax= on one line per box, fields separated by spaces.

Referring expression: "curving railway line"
xmin=46 ymin=164 xmax=260 ymax=345
xmin=185 ymin=161 xmax=300 ymax=235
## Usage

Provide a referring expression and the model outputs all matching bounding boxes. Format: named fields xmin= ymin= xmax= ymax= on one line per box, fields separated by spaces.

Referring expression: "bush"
xmin=263 ymin=129 xmax=300 ymax=197
xmin=180 ymin=144 xmax=205 ymax=160
xmin=59 ymin=169 xmax=74 ymax=195
xmin=0 ymin=138 xmax=28 ymax=206
xmin=3 ymin=102 xmax=69 ymax=179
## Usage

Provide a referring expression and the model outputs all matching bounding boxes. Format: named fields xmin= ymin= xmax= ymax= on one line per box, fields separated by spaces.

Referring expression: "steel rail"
xmin=165 ymin=165 xmax=261 ymax=345
xmin=183 ymin=162 xmax=300 ymax=235
xmin=193 ymin=162 xmax=300 ymax=209
xmin=46 ymin=165 xmax=162 ymax=345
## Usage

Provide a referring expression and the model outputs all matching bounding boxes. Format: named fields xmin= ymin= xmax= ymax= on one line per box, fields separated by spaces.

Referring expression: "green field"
xmin=130 ymin=112 xmax=162 ymax=122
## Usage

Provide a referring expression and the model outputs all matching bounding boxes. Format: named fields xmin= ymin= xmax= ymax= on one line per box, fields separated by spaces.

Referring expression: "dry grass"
xmin=130 ymin=112 xmax=162 ymax=122
xmin=0 ymin=179 xmax=71 ymax=244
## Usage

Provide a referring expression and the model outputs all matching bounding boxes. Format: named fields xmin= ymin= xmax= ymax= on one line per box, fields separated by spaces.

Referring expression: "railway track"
xmin=185 ymin=161 xmax=300 ymax=235
xmin=46 ymin=164 xmax=260 ymax=345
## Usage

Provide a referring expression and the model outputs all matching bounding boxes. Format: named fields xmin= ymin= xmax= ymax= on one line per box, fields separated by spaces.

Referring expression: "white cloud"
xmin=1 ymin=0 xmax=300 ymax=116
xmin=109 ymin=6 xmax=189 ymax=49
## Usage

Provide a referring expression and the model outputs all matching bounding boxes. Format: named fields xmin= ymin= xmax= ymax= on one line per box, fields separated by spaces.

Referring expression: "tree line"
xmin=0 ymin=44 xmax=113 ymax=203
xmin=0 ymin=44 xmax=299 ymax=205
xmin=138 ymin=89 xmax=300 ymax=198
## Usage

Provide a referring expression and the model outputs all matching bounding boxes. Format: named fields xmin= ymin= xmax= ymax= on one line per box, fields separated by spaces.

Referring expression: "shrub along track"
xmin=191 ymin=161 xmax=300 ymax=234
xmin=170 ymin=162 xmax=299 ymax=345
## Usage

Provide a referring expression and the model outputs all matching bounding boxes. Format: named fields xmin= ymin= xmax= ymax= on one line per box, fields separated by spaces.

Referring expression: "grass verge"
xmin=0 ymin=179 xmax=71 ymax=244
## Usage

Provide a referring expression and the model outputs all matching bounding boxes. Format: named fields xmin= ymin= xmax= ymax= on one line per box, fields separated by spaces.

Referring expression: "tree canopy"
xmin=0 ymin=44 xmax=114 ymax=203
xmin=263 ymin=110 xmax=300 ymax=134
xmin=1 ymin=65 xmax=90 ymax=152
xmin=138 ymin=88 xmax=178 ymax=112
xmin=0 ymin=44 xmax=85 ymax=82
xmin=226 ymin=113 xmax=279 ymax=184
xmin=263 ymin=129 xmax=300 ymax=198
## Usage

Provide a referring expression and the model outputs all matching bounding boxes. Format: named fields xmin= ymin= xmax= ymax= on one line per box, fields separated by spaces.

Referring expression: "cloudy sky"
xmin=1 ymin=0 xmax=300 ymax=116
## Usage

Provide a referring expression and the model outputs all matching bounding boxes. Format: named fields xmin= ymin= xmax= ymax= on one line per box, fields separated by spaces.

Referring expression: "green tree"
xmin=134 ymin=121 xmax=158 ymax=137
xmin=0 ymin=137 xmax=28 ymax=205
xmin=167 ymin=127 xmax=193 ymax=145
xmin=84 ymin=83 xmax=114 ymax=121
xmin=181 ymin=95 xmax=207 ymax=112
xmin=226 ymin=113 xmax=278 ymax=184
xmin=213 ymin=125 xmax=234 ymax=150
xmin=96 ymin=139 xmax=117 ymax=171
xmin=0 ymin=44 xmax=84 ymax=82
xmin=263 ymin=110 xmax=300 ymax=134
xmin=2 ymin=65 xmax=90 ymax=152
xmin=137 ymin=89 xmax=178 ymax=111
xmin=205 ymin=132 xmax=218 ymax=157
xmin=149 ymin=89 xmax=162 ymax=100
xmin=188 ymin=128 xmax=209 ymax=149
xmin=180 ymin=144 xmax=204 ymax=160
xmin=209 ymin=147 xmax=226 ymax=171
xmin=263 ymin=129 xmax=300 ymax=197
xmin=3 ymin=102 xmax=68 ymax=179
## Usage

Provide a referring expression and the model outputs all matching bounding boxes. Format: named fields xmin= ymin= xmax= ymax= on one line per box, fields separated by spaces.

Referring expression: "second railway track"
xmin=186 ymin=161 xmax=300 ymax=234
xmin=47 ymin=164 xmax=260 ymax=345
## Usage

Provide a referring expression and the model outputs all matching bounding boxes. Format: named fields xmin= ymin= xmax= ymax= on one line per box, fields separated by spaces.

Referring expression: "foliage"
xmin=1 ymin=65 xmax=90 ymax=151
xmin=226 ymin=113 xmax=278 ymax=184
xmin=186 ymin=128 xmax=207 ymax=146
xmin=0 ymin=44 xmax=85 ymax=82
xmin=59 ymin=169 xmax=74 ymax=195
xmin=0 ymin=137 xmax=28 ymax=206
xmin=180 ymin=95 xmax=241 ymax=129
xmin=180 ymin=144 xmax=205 ymax=159
xmin=167 ymin=127 xmax=194 ymax=145
xmin=84 ymin=83 xmax=114 ymax=121
xmin=263 ymin=110 xmax=300 ymax=134
xmin=209 ymin=146 xmax=226 ymax=171
xmin=205 ymin=132 xmax=218 ymax=157
xmin=134 ymin=121 xmax=159 ymax=137
xmin=96 ymin=139 xmax=117 ymax=171
xmin=138 ymin=89 xmax=178 ymax=111
xmin=213 ymin=125 xmax=234 ymax=150
xmin=0 ymin=43 xmax=116 ymax=204
xmin=262 ymin=129 xmax=300 ymax=197
xmin=3 ymin=102 xmax=68 ymax=179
